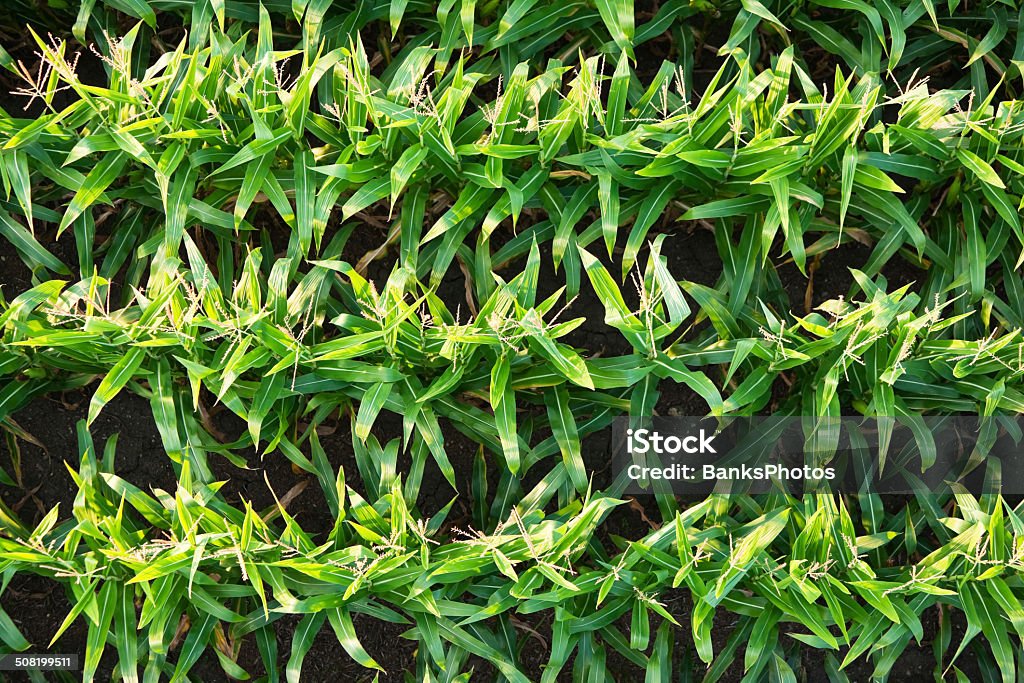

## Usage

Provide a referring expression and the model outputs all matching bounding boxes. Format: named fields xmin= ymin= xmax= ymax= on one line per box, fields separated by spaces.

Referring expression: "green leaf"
xmin=88 ymin=347 xmax=145 ymax=426
xmin=956 ymin=148 xmax=1005 ymax=188
xmin=545 ymin=384 xmax=586 ymax=492
xmin=327 ymin=608 xmax=384 ymax=671
xmin=58 ymin=152 xmax=128 ymax=236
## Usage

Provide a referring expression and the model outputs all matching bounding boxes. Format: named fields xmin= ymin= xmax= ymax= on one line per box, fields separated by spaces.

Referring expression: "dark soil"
xmin=776 ymin=240 xmax=926 ymax=317
xmin=0 ymin=389 xmax=175 ymax=527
